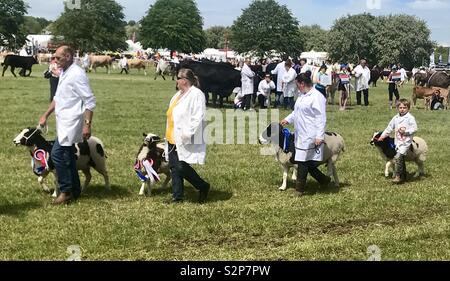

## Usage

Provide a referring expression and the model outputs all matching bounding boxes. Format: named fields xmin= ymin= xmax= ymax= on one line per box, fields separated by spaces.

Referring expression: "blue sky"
xmin=25 ymin=0 xmax=450 ymax=45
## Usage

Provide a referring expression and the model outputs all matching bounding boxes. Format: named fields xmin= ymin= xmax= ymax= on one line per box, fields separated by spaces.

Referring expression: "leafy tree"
xmin=24 ymin=16 xmax=51 ymax=34
xmin=298 ymin=25 xmax=328 ymax=52
xmin=205 ymin=26 xmax=231 ymax=49
xmin=52 ymin=0 xmax=127 ymax=52
xmin=0 ymin=0 xmax=28 ymax=49
xmin=140 ymin=0 xmax=206 ymax=53
xmin=230 ymin=0 xmax=300 ymax=58
xmin=125 ymin=23 xmax=140 ymax=42
xmin=327 ymin=13 xmax=379 ymax=64
xmin=434 ymin=46 xmax=450 ymax=65
xmin=373 ymin=15 xmax=434 ymax=69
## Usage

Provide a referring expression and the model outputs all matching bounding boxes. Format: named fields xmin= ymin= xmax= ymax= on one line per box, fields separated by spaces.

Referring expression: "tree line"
xmin=0 ymin=0 xmax=436 ymax=68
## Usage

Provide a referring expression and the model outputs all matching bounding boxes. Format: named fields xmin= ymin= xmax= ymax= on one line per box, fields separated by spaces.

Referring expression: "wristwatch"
xmin=84 ymin=119 xmax=91 ymax=126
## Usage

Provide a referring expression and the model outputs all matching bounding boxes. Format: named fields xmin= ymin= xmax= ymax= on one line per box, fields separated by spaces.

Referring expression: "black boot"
xmin=295 ymin=180 xmax=306 ymax=197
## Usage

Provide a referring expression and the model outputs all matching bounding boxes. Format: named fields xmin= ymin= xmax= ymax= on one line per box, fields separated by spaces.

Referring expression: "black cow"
xmin=179 ymin=59 xmax=241 ymax=107
xmin=1 ymin=55 xmax=38 ymax=77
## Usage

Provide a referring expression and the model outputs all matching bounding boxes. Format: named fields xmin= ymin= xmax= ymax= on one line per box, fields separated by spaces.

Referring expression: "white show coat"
xmin=54 ymin=63 xmax=96 ymax=146
xmin=284 ymin=87 xmax=326 ymax=162
xmin=282 ymin=67 xmax=297 ymax=98
xmin=271 ymin=61 xmax=286 ymax=92
xmin=257 ymin=79 xmax=275 ymax=97
xmin=241 ymin=63 xmax=255 ymax=96
xmin=381 ymin=112 xmax=417 ymax=155
xmin=353 ymin=65 xmax=370 ymax=91
xmin=165 ymin=86 xmax=206 ymax=164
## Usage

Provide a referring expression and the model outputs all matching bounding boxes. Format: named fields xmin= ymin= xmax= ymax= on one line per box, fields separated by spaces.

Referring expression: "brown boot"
xmin=52 ymin=192 xmax=73 ymax=205
xmin=295 ymin=181 xmax=306 ymax=197
xmin=392 ymin=175 xmax=403 ymax=184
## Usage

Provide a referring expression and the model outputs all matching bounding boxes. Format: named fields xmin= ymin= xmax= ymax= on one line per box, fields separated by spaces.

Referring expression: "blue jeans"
xmin=51 ymin=139 xmax=81 ymax=198
xmin=168 ymin=144 xmax=208 ymax=201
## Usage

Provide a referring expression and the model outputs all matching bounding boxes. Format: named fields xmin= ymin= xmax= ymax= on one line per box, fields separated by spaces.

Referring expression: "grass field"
xmin=1 ymin=64 xmax=450 ymax=261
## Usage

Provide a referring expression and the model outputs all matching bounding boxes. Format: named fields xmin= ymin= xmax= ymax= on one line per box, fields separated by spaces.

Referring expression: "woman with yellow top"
xmin=165 ymin=68 xmax=210 ymax=204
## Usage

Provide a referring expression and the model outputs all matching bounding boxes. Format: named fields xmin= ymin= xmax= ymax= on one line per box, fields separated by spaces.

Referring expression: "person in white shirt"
xmin=280 ymin=72 xmax=330 ymax=196
xmin=352 ymin=59 xmax=371 ymax=106
xmin=165 ymin=68 xmax=210 ymax=204
xmin=378 ymin=99 xmax=417 ymax=184
xmin=282 ymin=59 xmax=297 ymax=110
xmin=241 ymin=58 xmax=255 ymax=111
xmin=257 ymin=74 xmax=275 ymax=109
xmin=119 ymin=55 xmax=128 ymax=74
xmin=398 ymin=63 xmax=407 ymax=86
xmin=271 ymin=55 xmax=288 ymax=108
xmin=39 ymin=46 xmax=96 ymax=205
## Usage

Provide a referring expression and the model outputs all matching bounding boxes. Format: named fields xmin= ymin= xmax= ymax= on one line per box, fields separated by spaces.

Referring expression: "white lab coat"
xmin=284 ymin=87 xmax=326 ymax=162
xmin=257 ymin=79 xmax=275 ymax=97
xmin=241 ymin=63 xmax=255 ymax=96
xmin=381 ymin=112 xmax=417 ymax=155
xmin=119 ymin=57 xmax=128 ymax=68
xmin=282 ymin=68 xmax=297 ymax=98
xmin=271 ymin=61 xmax=286 ymax=92
xmin=165 ymin=86 xmax=206 ymax=164
xmin=54 ymin=63 xmax=96 ymax=146
xmin=353 ymin=65 xmax=370 ymax=92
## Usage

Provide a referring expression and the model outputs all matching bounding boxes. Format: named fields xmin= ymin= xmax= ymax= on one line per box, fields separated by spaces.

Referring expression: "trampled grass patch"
xmin=1 ymin=65 xmax=449 ymax=260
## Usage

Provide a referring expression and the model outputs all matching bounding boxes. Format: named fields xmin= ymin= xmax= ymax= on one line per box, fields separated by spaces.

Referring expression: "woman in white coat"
xmin=282 ymin=59 xmax=297 ymax=110
xmin=165 ymin=68 xmax=210 ymax=204
xmin=281 ymin=72 xmax=331 ymax=196
xmin=241 ymin=58 xmax=255 ymax=111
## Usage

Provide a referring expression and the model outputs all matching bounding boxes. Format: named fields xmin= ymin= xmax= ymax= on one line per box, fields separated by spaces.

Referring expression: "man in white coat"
xmin=352 ymin=59 xmax=371 ymax=106
xmin=271 ymin=55 xmax=288 ymax=108
xmin=39 ymin=46 xmax=96 ymax=205
xmin=281 ymin=72 xmax=330 ymax=196
xmin=241 ymin=58 xmax=255 ymax=111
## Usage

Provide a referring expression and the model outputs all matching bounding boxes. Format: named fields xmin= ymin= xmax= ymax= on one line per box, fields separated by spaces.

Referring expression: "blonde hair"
xmin=178 ymin=68 xmax=200 ymax=88
xmin=397 ymin=98 xmax=411 ymax=109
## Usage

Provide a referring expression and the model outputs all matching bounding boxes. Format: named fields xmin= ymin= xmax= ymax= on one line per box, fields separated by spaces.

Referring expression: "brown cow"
xmin=412 ymin=86 xmax=449 ymax=110
xmin=127 ymin=58 xmax=148 ymax=75
xmin=89 ymin=55 xmax=112 ymax=74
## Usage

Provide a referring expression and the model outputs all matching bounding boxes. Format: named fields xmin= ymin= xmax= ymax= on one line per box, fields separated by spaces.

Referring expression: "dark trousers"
xmin=258 ymin=94 xmax=267 ymax=108
xmin=388 ymin=83 xmax=399 ymax=101
xmin=356 ymin=89 xmax=369 ymax=106
xmin=274 ymin=91 xmax=283 ymax=108
xmin=51 ymin=139 xmax=81 ymax=198
xmin=49 ymin=76 xmax=59 ymax=101
xmin=168 ymin=144 xmax=208 ymax=201
xmin=296 ymin=161 xmax=329 ymax=188
xmin=283 ymin=96 xmax=294 ymax=110
xmin=120 ymin=67 xmax=128 ymax=74
xmin=243 ymin=94 xmax=252 ymax=110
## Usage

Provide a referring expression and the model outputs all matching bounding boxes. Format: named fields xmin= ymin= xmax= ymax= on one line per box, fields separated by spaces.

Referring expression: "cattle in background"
xmin=369 ymin=65 xmax=383 ymax=87
xmin=89 ymin=55 xmax=113 ymax=74
xmin=1 ymin=55 xmax=38 ymax=77
xmin=179 ymin=59 xmax=241 ymax=107
xmin=414 ymin=70 xmax=432 ymax=86
xmin=154 ymin=59 xmax=169 ymax=80
xmin=127 ymin=58 xmax=148 ymax=75
xmin=428 ymin=71 xmax=450 ymax=89
xmin=37 ymin=53 xmax=52 ymax=64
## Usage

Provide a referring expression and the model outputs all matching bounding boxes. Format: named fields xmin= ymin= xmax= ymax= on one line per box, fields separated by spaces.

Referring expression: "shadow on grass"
xmin=81 ymin=184 xmax=132 ymax=199
xmin=0 ymin=201 xmax=41 ymax=217
xmin=301 ymin=182 xmax=351 ymax=196
xmin=147 ymin=185 xmax=233 ymax=203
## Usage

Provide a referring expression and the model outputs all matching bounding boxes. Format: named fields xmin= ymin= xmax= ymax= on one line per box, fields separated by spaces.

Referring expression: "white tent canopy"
xmin=300 ymin=50 xmax=328 ymax=66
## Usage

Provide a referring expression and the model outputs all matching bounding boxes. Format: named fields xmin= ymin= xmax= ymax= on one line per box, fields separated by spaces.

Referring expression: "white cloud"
xmin=407 ymin=0 xmax=450 ymax=10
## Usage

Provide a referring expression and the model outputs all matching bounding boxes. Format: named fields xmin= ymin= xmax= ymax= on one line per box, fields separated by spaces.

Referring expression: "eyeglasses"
xmin=177 ymin=76 xmax=186 ymax=80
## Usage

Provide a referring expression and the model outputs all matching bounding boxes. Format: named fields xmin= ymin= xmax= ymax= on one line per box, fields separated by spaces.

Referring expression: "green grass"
xmin=1 ymin=65 xmax=450 ymax=260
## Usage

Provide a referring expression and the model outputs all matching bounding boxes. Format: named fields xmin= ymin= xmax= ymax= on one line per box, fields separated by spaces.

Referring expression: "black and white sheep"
xmin=13 ymin=127 xmax=110 ymax=197
xmin=134 ymin=133 xmax=171 ymax=195
xmin=259 ymin=122 xmax=345 ymax=190
xmin=370 ymin=132 xmax=427 ymax=177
